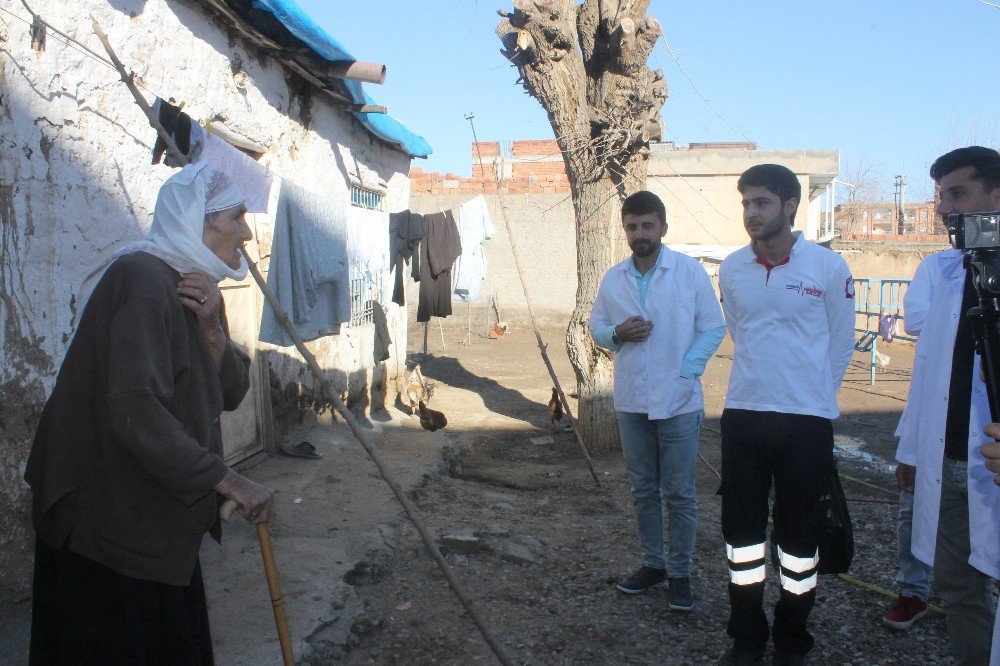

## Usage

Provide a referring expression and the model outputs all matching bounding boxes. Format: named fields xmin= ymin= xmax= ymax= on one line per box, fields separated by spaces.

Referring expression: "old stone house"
xmin=0 ymin=0 xmax=428 ymax=597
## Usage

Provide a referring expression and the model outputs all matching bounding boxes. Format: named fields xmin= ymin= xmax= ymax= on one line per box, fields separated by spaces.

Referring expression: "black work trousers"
xmin=719 ymin=408 xmax=833 ymax=656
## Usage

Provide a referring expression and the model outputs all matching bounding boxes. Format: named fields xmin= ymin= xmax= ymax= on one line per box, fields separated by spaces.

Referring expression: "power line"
xmin=660 ymin=36 xmax=753 ymax=144
xmin=0 ymin=2 xmax=159 ymax=98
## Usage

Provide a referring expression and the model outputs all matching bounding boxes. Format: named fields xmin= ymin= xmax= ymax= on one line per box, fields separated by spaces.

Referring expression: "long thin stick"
xmin=494 ymin=189 xmax=601 ymax=487
xmin=257 ymin=523 xmax=295 ymax=666
xmin=467 ymin=117 xmax=601 ymax=487
xmin=89 ymin=17 xmax=185 ymax=165
xmin=837 ymin=574 xmax=944 ymax=615
xmin=241 ymin=254 xmax=516 ymax=666
xmin=220 ymin=501 xmax=294 ymax=665
xmin=90 ymin=19 xmax=514 ymax=666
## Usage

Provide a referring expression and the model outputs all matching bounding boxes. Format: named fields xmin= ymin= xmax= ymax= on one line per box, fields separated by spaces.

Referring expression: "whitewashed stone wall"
xmin=0 ymin=0 xmax=412 ymax=597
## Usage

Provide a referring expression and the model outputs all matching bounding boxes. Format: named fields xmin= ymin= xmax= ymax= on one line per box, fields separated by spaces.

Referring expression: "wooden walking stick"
xmin=221 ymin=499 xmax=294 ymax=666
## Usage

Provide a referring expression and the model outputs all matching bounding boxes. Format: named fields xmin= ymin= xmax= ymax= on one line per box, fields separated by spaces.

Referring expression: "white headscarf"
xmin=143 ymin=162 xmax=248 ymax=281
xmin=81 ymin=163 xmax=248 ymax=304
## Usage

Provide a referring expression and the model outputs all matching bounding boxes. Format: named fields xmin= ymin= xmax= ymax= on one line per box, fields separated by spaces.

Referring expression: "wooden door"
xmin=219 ymin=238 xmax=266 ymax=463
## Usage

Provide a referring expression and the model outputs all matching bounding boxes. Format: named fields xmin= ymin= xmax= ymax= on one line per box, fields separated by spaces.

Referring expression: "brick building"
xmin=411 ymin=139 xmax=570 ymax=196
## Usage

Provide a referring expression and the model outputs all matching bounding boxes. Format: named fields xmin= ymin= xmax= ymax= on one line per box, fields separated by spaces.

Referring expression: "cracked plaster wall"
xmin=0 ymin=0 xmax=412 ymax=598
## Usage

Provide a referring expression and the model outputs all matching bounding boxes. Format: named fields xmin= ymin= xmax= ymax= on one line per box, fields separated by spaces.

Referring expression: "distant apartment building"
xmin=832 ymin=201 xmax=943 ymax=238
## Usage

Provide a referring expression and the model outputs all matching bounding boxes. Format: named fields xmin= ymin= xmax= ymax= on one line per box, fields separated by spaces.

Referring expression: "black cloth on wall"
xmin=417 ymin=211 xmax=462 ymax=322
xmin=151 ymin=98 xmax=192 ymax=166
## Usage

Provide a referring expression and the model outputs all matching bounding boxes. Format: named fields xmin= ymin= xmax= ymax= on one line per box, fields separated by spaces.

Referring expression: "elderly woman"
xmin=25 ymin=163 xmax=275 ymax=664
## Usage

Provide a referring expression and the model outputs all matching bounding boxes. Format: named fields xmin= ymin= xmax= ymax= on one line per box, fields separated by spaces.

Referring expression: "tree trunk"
xmin=498 ymin=0 xmax=666 ymax=449
xmin=566 ymin=175 xmax=628 ymax=448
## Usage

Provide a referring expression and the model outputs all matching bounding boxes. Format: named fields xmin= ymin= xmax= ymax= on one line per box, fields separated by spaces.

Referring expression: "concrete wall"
xmin=0 ymin=0 xmax=412 ymax=598
xmin=646 ymin=147 xmax=840 ymax=245
xmin=408 ymin=192 xmax=577 ymax=328
xmin=835 ymin=240 xmax=949 ymax=282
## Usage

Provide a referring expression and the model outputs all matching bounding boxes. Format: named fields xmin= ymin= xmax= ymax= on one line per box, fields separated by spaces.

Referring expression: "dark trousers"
xmin=30 ymin=538 xmax=214 ymax=665
xmin=720 ymin=409 xmax=833 ymax=656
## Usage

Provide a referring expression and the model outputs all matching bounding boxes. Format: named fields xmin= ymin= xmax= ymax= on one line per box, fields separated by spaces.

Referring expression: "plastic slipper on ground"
xmin=279 ymin=441 xmax=322 ymax=459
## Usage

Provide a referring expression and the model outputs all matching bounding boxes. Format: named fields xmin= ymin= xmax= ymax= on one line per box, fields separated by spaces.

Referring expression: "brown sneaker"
xmin=882 ymin=594 xmax=928 ymax=630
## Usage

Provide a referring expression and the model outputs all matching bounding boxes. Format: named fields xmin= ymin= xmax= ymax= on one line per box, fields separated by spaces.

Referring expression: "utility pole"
xmin=894 ymin=174 xmax=907 ymax=235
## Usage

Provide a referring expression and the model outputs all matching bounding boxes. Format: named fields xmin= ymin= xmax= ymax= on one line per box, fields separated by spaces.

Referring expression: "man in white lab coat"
xmin=895 ymin=146 xmax=1000 ymax=665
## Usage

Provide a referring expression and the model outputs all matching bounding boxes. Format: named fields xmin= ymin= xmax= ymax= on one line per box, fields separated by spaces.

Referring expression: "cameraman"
xmin=895 ymin=146 xmax=1000 ymax=665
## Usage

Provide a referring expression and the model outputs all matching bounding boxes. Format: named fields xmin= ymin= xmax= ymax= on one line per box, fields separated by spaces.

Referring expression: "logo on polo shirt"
xmin=785 ymin=281 xmax=824 ymax=298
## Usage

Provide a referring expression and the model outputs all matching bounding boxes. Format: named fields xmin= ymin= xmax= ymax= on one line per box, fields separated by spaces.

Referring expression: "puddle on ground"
xmin=834 ymin=434 xmax=895 ymax=475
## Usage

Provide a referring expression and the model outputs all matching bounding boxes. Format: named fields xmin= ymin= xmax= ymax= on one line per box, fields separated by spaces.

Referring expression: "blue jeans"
xmin=896 ymin=489 xmax=931 ymax=600
xmin=617 ymin=410 xmax=703 ymax=577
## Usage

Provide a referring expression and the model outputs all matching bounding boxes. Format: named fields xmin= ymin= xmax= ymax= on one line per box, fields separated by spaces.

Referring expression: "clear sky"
xmin=296 ymin=0 xmax=1000 ymax=204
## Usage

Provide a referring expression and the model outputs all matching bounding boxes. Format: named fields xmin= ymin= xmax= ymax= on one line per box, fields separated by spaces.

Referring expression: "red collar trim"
xmin=754 ymin=256 xmax=790 ymax=284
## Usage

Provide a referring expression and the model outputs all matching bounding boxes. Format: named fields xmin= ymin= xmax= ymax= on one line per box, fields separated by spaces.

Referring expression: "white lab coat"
xmin=589 ymin=246 xmax=725 ymax=420
xmin=894 ymin=248 xmax=1000 ymax=579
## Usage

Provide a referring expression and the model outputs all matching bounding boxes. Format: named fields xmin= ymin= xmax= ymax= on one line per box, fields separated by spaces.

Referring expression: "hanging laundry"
xmin=347 ymin=205 xmax=391 ymax=275
xmin=195 ymin=133 xmax=273 ymax=213
xmin=259 ymin=180 xmax=350 ymax=345
xmin=417 ymin=211 xmax=462 ymax=322
xmin=372 ymin=301 xmax=391 ymax=364
xmin=151 ymin=98 xmax=192 ymax=167
xmin=388 ymin=210 xmax=425 ymax=306
xmin=878 ymin=313 xmax=900 ymax=343
xmin=453 ymin=195 xmax=496 ymax=303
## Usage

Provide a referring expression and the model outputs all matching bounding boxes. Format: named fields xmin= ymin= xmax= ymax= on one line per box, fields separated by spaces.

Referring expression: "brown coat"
xmin=25 ymin=252 xmax=250 ymax=585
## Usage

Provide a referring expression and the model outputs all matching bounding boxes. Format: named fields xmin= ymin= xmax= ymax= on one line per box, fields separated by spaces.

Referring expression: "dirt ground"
xmin=0 ymin=323 xmax=952 ymax=665
xmin=324 ymin=324 xmax=955 ymax=665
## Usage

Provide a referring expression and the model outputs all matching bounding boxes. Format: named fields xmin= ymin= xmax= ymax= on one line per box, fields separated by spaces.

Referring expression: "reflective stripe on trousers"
xmin=727 ymin=541 xmax=767 ymax=586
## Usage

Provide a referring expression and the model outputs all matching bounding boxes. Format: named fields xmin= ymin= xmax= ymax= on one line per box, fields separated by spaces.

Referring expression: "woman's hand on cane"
xmin=215 ymin=469 xmax=275 ymax=526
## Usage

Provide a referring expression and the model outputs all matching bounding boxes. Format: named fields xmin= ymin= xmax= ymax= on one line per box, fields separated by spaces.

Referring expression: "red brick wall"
xmin=410 ymin=140 xmax=571 ymax=195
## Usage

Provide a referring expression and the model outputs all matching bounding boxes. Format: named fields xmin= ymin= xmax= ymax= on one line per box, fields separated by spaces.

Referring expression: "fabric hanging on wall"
xmin=452 ymin=195 xmax=496 ymax=303
xmin=151 ymin=98 xmax=192 ymax=167
xmin=372 ymin=301 xmax=391 ymax=364
xmin=259 ymin=179 xmax=350 ymax=345
xmin=347 ymin=206 xmax=391 ymax=275
xmin=195 ymin=133 xmax=273 ymax=213
xmin=388 ymin=210 xmax=425 ymax=306
xmin=417 ymin=210 xmax=462 ymax=322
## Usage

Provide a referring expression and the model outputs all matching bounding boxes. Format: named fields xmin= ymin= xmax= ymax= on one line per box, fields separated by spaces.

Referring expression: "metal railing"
xmin=853 ymin=278 xmax=916 ymax=384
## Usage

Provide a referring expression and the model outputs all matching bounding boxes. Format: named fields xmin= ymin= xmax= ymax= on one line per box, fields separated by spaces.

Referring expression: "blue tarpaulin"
xmin=250 ymin=0 xmax=432 ymax=158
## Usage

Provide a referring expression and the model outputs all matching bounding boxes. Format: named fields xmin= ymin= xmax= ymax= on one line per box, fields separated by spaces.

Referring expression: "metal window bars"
xmin=350 ymin=185 xmax=386 ymax=212
xmin=348 ymin=185 xmax=385 ymax=328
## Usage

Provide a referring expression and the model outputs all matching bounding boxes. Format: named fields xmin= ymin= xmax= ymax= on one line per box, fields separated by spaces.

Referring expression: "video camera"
xmin=948 ymin=211 xmax=1000 ymax=250
xmin=949 ymin=211 xmax=1000 ymax=421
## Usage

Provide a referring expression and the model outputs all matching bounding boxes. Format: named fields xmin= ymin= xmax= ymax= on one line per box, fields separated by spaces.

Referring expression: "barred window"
xmin=348 ymin=185 xmax=386 ymax=327
xmin=350 ymin=185 xmax=385 ymax=212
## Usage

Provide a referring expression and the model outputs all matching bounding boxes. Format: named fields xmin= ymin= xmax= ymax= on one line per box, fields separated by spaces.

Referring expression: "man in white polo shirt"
xmin=590 ymin=190 xmax=726 ymax=612
xmin=716 ymin=164 xmax=855 ymax=665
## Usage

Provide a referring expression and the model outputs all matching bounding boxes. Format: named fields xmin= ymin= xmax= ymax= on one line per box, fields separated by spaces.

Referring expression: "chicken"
xmin=418 ymin=400 xmax=447 ymax=432
xmin=547 ymin=386 xmax=563 ymax=432
xmin=488 ymin=322 xmax=508 ymax=339
xmin=404 ymin=364 xmax=426 ymax=415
